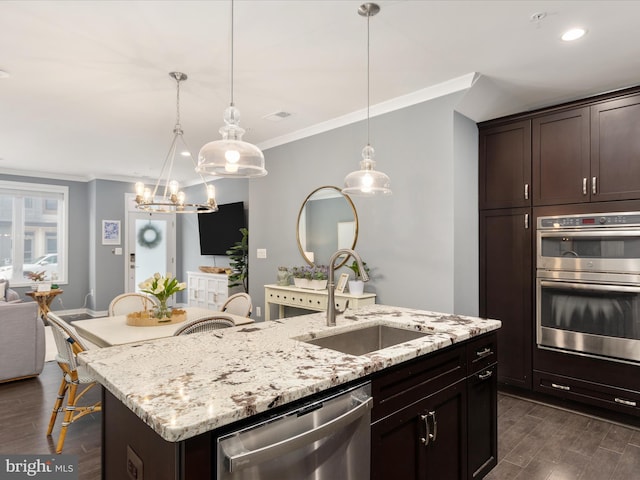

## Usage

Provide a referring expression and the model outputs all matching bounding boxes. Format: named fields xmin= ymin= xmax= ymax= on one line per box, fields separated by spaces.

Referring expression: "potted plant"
xmin=291 ymin=265 xmax=329 ymax=289
xmin=226 ymin=228 xmax=249 ymax=293
xmin=346 ymin=260 xmax=370 ymax=295
xmin=309 ymin=265 xmax=329 ymax=290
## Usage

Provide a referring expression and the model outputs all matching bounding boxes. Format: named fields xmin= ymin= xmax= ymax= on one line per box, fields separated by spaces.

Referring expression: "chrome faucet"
xmin=327 ymin=248 xmax=369 ymax=326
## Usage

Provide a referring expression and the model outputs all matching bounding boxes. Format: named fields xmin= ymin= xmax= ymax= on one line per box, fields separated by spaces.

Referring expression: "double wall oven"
xmin=537 ymin=212 xmax=640 ymax=364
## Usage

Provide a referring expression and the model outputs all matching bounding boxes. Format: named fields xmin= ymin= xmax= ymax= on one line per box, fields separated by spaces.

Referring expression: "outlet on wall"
xmin=127 ymin=445 xmax=143 ymax=480
xmin=89 ymin=288 xmax=94 ymax=297
xmin=256 ymin=306 xmax=261 ymax=318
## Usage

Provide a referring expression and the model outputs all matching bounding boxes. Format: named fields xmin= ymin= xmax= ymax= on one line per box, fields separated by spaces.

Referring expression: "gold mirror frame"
xmin=296 ymin=186 xmax=359 ymax=269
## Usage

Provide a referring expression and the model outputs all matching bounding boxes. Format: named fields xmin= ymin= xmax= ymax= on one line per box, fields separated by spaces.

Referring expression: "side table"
xmin=25 ymin=289 xmax=63 ymax=321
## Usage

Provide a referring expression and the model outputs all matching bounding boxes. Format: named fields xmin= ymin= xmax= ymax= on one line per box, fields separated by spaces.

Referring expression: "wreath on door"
xmin=138 ymin=223 xmax=162 ymax=249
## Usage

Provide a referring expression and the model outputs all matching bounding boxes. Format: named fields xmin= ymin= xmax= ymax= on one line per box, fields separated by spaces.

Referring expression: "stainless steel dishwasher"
xmin=216 ymin=382 xmax=372 ymax=480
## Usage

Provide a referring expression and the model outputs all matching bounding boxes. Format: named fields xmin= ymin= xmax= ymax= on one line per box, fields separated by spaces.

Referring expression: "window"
xmin=0 ymin=181 xmax=68 ymax=285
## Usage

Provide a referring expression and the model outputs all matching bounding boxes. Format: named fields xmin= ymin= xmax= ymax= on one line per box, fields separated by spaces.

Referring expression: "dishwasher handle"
xmin=225 ymin=396 xmax=373 ymax=472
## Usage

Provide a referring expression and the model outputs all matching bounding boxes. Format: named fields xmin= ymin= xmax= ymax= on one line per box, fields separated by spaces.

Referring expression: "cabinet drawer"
xmin=533 ymin=371 xmax=640 ymax=417
xmin=466 ymin=332 xmax=498 ymax=374
xmin=266 ymin=290 xmax=327 ymax=310
xmin=372 ymin=344 xmax=466 ymax=422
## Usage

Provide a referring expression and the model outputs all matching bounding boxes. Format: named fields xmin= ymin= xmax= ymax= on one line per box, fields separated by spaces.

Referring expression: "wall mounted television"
xmin=198 ymin=201 xmax=246 ymax=255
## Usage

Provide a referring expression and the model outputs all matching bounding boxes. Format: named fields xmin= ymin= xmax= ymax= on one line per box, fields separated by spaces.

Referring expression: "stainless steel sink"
xmin=301 ymin=325 xmax=432 ymax=356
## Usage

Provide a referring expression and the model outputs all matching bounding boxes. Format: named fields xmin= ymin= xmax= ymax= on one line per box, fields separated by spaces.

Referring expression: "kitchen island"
xmin=79 ymin=304 xmax=500 ymax=479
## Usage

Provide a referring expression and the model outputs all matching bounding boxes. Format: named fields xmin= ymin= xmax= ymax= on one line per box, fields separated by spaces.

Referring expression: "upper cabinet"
xmin=591 ymin=94 xmax=640 ymax=202
xmin=480 ymin=88 xmax=640 ymax=209
xmin=479 ymin=120 xmax=531 ymax=210
xmin=532 ymin=107 xmax=590 ymax=206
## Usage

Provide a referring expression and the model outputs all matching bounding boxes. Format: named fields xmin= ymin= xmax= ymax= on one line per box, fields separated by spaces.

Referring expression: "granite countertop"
xmin=78 ymin=304 xmax=500 ymax=442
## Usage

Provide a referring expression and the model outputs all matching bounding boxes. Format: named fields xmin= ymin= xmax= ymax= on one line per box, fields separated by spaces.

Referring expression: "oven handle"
xmin=538 ymin=229 xmax=640 ymax=237
xmin=539 ymin=280 xmax=640 ymax=293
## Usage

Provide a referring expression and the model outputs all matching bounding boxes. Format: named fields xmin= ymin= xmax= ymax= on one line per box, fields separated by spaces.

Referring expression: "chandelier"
xmin=135 ymin=72 xmax=218 ymax=214
xmin=343 ymin=3 xmax=392 ymax=196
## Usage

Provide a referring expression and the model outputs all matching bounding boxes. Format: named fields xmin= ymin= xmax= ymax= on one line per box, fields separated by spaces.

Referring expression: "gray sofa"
xmin=0 ymin=301 xmax=45 ymax=383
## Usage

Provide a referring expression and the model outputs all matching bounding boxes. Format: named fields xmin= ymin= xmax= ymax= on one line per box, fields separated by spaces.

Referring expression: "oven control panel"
xmin=538 ymin=212 xmax=640 ymax=229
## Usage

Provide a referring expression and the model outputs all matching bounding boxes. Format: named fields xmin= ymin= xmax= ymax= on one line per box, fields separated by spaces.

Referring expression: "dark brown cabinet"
xmin=532 ymin=107 xmax=590 ymax=205
xmin=479 ymin=208 xmax=532 ymax=389
xmin=466 ymin=335 xmax=498 ymax=479
xmin=480 ymin=86 xmax=640 ymax=421
xmin=371 ymin=332 xmax=498 ymax=480
xmin=371 ymin=380 xmax=467 ymax=480
xmin=479 ymin=120 xmax=531 ymax=209
xmin=591 ymin=94 xmax=640 ymax=202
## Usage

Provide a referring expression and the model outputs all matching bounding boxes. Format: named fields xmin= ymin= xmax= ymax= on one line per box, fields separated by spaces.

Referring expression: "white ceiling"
xmin=1 ymin=1 xmax=640 ymax=185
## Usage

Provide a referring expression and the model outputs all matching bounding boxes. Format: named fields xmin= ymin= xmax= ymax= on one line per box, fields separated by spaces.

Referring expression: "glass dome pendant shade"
xmin=197 ymin=104 xmax=267 ymax=177
xmin=343 ymin=144 xmax=391 ymax=195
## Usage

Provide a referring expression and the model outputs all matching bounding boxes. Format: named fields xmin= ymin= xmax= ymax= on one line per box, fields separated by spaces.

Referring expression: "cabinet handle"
xmin=592 ymin=176 xmax=597 ymax=195
xmin=430 ymin=411 xmax=438 ymax=442
xmin=582 ymin=177 xmax=588 ymax=195
xmin=478 ymin=370 xmax=493 ymax=380
xmin=551 ymin=382 xmax=571 ymax=391
xmin=614 ymin=397 xmax=637 ymax=407
xmin=524 ymin=183 xmax=529 ymax=200
xmin=476 ymin=347 xmax=492 ymax=359
xmin=420 ymin=413 xmax=430 ymax=446
xmin=419 ymin=411 xmax=437 ymax=446
xmin=524 ymin=213 xmax=529 ymax=229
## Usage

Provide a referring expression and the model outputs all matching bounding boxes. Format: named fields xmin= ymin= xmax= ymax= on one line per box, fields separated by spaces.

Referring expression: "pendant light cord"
xmin=230 ymin=0 xmax=235 ymax=107
xmin=366 ymin=10 xmax=370 ymax=146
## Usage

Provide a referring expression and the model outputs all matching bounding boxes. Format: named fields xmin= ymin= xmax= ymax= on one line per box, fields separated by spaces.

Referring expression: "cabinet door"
xmin=479 ymin=120 xmax=531 ymax=209
xmin=467 ymin=364 xmax=497 ymax=479
xmin=591 ymin=94 xmax=640 ymax=201
xmin=371 ymin=380 xmax=467 ymax=480
xmin=532 ymin=108 xmax=590 ymax=205
xmin=479 ymin=208 xmax=532 ymax=389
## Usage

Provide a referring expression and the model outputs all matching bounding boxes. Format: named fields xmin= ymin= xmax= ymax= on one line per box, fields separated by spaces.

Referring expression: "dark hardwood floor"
xmin=0 ymin=362 xmax=101 ymax=480
xmin=1 ymin=361 xmax=638 ymax=480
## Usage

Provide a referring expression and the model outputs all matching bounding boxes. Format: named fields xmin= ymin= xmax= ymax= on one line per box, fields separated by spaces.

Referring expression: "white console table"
xmin=264 ymin=284 xmax=376 ymax=321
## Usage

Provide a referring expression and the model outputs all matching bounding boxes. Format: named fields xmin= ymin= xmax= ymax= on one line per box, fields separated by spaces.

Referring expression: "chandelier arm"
xmin=153 ymin=134 xmax=180 ymax=200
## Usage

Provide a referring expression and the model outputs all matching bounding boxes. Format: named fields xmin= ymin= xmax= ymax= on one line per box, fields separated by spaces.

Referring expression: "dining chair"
xmin=221 ymin=292 xmax=252 ymax=317
xmin=173 ymin=314 xmax=236 ymax=336
xmin=108 ymin=292 xmax=158 ymax=316
xmin=46 ymin=312 xmax=102 ymax=454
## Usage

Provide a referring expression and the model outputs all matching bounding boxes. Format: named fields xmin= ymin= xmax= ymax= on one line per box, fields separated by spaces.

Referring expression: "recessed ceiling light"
xmin=562 ymin=28 xmax=586 ymax=42
xmin=0 ymin=70 xmax=10 ymax=79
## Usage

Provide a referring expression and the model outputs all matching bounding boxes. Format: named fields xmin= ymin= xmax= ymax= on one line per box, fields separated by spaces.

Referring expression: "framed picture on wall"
xmin=335 ymin=273 xmax=349 ymax=293
xmin=102 ymin=220 xmax=121 ymax=245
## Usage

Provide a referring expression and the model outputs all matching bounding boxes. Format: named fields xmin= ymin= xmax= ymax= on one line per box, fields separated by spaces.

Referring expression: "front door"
xmin=126 ymin=211 xmax=176 ymax=295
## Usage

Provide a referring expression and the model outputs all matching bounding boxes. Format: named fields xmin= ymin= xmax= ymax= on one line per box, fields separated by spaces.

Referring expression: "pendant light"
xmin=197 ymin=0 xmax=267 ymax=178
xmin=135 ymin=72 xmax=218 ymax=214
xmin=343 ymin=3 xmax=391 ymax=196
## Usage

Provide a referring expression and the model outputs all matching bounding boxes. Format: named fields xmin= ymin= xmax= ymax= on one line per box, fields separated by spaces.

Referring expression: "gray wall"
xmin=249 ymin=91 xmax=480 ymax=321
xmin=2 ymin=91 xmax=479 ymax=320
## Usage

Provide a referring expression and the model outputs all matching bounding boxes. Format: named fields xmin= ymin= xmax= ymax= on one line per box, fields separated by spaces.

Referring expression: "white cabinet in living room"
xmin=186 ymin=271 xmax=233 ymax=311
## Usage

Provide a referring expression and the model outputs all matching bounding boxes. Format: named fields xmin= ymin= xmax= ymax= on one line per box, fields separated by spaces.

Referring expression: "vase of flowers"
xmin=138 ymin=272 xmax=186 ymax=321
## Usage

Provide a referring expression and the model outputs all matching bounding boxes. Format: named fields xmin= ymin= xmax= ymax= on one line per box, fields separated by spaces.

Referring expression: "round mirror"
xmin=296 ymin=186 xmax=358 ymax=269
